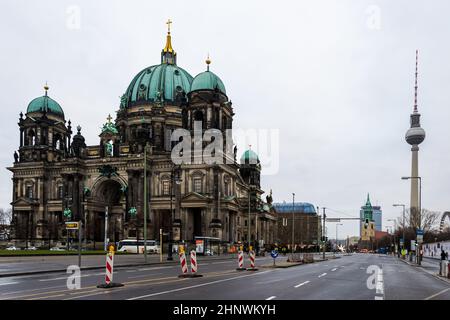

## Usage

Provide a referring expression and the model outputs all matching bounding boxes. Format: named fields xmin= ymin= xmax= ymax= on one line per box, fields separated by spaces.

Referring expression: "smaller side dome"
xmin=26 ymin=86 xmax=65 ymax=119
xmin=240 ymin=149 xmax=259 ymax=165
xmin=191 ymin=71 xmax=226 ymax=94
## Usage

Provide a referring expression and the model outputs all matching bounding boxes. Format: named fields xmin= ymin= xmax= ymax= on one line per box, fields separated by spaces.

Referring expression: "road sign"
xmin=326 ymin=218 xmax=341 ymax=223
xmin=416 ymin=229 xmax=424 ymax=236
xmin=271 ymin=250 xmax=279 ymax=259
xmin=65 ymin=222 xmax=79 ymax=230
xmin=400 ymin=238 xmax=404 ymax=245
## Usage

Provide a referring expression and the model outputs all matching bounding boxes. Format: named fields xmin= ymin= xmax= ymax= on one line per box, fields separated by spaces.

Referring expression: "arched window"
xmin=28 ymin=130 xmax=36 ymax=146
xmin=194 ymin=110 xmax=204 ymax=128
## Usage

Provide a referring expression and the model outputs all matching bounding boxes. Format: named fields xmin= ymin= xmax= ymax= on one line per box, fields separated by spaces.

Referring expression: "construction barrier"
xmin=190 ymin=250 xmax=198 ymax=274
xmin=97 ymin=249 xmax=124 ymax=288
xmin=178 ymin=250 xmax=203 ymax=278
xmin=179 ymin=251 xmax=188 ymax=275
xmin=247 ymin=250 xmax=258 ymax=271
xmin=236 ymin=251 xmax=246 ymax=271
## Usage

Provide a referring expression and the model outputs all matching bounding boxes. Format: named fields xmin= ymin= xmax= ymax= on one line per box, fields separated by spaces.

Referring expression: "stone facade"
xmin=7 ymin=28 xmax=277 ymax=249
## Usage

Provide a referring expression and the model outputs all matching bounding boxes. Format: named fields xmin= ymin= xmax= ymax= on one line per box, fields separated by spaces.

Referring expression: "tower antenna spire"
xmin=414 ymin=50 xmax=419 ymax=114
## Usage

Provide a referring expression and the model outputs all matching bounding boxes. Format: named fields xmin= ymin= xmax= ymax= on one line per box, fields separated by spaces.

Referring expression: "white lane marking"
xmin=266 ymin=296 xmax=276 ymax=300
xmin=128 ymin=270 xmax=272 ymax=300
xmin=331 ymin=268 xmax=337 ymax=272
xmin=126 ymin=270 xmax=139 ymax=273
xmin=64 ymin=291 xmax=110 ymax=300
xmin=425 ymin=287 xmax=450 ymax=300
xmin=294 ymin=281 xmax=310 ymax=288
xmin=128 ymin=273 xmax=164 ymax=279
xmin=318 ymin=273 xmax=327 ymax=278
xmin=375 ymin=296 xmax=384 ymax=300
xmin=212 ymin=261 xmax=231 ymax=265
xmin=38 ymin=274 xmax=98 ymax=282
xmin=376 ymin=268 xmax=384 ymax=296
xmin=0 ymin=282 xmax=19 ymax=286
xmin=137 ymin=266 xmax=174 ymax=272
xmin=1 ymin=285 xmax=66 ymax=296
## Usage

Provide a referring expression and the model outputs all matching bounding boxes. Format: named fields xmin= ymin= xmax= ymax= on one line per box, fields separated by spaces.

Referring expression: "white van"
xmin=117 ymin=239 xmax=160 ymax=254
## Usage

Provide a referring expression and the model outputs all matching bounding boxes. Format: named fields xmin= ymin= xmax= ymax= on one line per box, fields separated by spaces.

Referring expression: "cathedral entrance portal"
xmin=90 ymin=179 xmax=125 ymax=246
xmin=186 ymin=208 xmax=203 ymax=241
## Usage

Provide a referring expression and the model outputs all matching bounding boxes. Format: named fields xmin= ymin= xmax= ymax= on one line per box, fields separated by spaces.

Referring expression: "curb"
xmin=398 ymin=257 xmax=450 ymax=285
xmin=0 ymin=256 xmax=236 ymax=278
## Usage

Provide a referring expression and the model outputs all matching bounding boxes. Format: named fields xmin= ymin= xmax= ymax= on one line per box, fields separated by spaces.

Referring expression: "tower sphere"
xmin=405 ymin=126 xmax=426 ymax=146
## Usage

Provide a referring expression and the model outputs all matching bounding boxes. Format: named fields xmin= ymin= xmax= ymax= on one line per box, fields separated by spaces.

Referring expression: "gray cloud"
xmin=1 ymin=0 xmax=450 ymax=238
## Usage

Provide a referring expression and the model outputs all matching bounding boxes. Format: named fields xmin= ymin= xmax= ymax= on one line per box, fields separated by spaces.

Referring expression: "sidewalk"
xmin=399 ymin=256 xmax=450 ymax=284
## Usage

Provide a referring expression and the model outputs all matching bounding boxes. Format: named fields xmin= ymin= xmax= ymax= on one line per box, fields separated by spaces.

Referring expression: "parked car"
xmin=6 ymin=246 xmax=19 ymax=251
xmin=50 ymin=247 xmax=66 ymax=251
xmin=26 ymin=246 xmax=37 ymax=251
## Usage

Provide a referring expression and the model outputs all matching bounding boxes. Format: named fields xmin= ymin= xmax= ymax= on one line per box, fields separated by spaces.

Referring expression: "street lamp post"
xmin=393 ymin=204 xmax=406 ymax=251
xmin=335 ymin=223 xmax=343 ymax=255
xmin=167 ymin=165 xmax=182 ymax=261
xmin=292 ymin=193 xmax=295 ymax=258
xmin=402 ymin=176 xmax=422 ymax=265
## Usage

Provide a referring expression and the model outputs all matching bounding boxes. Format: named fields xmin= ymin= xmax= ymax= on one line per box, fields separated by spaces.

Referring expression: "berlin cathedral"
xmin=7 ymin=22 xmax=277 ymax=250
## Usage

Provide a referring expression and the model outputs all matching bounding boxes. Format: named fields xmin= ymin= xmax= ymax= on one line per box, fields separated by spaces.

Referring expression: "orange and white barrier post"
xmin=190 ymin=250 xmax=198 ymax=274
xmin=247 ymin=250 xmax=258 ymax=271
xmin=236 ymin=251 xmax=246 ymax=271
xmin=179 ymin=251 xmax=188 ymax=275
xmin=105 ymin=251 xmax=114 ymax=285
xmin=97 ymin=246 xmax=124 ymax=288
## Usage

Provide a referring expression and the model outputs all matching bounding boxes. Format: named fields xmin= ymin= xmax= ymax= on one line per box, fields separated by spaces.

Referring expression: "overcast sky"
xmin=1 ymin=0 xmax=450 ymax=238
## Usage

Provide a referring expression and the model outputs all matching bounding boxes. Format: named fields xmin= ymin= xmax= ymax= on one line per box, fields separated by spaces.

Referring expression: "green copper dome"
xmin=27 ymin=94 xmax=64 ymax=118
xmin=241 ymin=149 xmax=260 ymax=165
xmin=122 ymin=64 xmax=193 ymax=107
xmin=191 ymin=71 xmax=226 ymax=94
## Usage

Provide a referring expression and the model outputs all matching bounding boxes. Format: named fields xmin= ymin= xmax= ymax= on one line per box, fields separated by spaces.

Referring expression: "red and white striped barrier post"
xmin=179 ymin=251 xmax=188 ymax=275
xmin=247 ymin=250 xmax=258 ymax=271
xmin=97 ymin=246 xmax=124 ymax=288
xmin=190 ymin=250 xmax=198 ymax=274
xmin=236 ymin=251 xmax=246 ymax=271
xmin=178 ymin=249 xmax=203 ymax=278
xmin=105 ymin=252 xmax=114 ymax=285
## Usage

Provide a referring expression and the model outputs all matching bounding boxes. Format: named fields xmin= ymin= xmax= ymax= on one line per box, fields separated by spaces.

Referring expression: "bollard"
xmin=178 ymin=251 xmax=188 ymax=276
xmin=236 ymin=251 xmax=246 ymax=271
xmin=97 ymin=249 xmax=124 ymax=288
xmin=178 ymin=250 xmax=203 ymax=278
xmin=190 ymin=250 xmax=198 ymax=274
xmin=247 ymin=250 xmax=259 ymax=271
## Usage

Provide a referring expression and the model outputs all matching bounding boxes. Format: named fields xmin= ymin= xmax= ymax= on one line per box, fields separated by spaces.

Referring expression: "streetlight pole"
xmin=335 ymin=223 xmax=343 ymax=256
xmin=322 ymin=207 xmax=326 ymax=260
xmin=316 ymin=206 xmax=320 ymax=253
xmin=292 ymin=193 xmax=295 ymax=257
xmin=393 ymin=204 xmax=406 ymax=251
xmin=143 ymin=143 xmax=149 ymax=263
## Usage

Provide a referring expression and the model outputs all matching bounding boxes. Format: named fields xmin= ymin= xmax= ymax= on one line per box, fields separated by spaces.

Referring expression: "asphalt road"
xmin=0 ymin=254 xmax=449 ymax=300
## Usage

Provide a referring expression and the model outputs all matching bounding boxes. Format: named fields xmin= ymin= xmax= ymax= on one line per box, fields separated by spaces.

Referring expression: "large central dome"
xmin=124 ymin=64 xmax=193 ymax=106
xmin=121 ymin=28 xmax=193 ymax=108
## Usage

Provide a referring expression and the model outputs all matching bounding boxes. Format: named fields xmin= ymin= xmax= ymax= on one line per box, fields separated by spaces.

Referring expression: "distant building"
xmin=359 ymin=194 xmax=376 ymax=250
xmin=273 ymin=202 xmax=320 ymax=249
xmin=360 ymin=197 xmax=382 ymax=233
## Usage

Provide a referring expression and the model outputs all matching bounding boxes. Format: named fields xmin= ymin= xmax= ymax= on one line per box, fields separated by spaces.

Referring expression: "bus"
xmin=117 ymin=239 xmax=160 ymax=254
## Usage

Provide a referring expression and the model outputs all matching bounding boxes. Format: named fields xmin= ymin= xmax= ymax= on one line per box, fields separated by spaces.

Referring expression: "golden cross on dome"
xmin=166 ymin=19 xmax=173 ymax=33
xmin=106 ymin=114 xmax=113 ymax=124
xmin=44 ymin=81 xmax=49 ymax=96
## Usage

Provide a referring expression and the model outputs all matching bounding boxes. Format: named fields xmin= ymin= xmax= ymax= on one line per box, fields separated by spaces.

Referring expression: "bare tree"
xmin=396 ymin=208 xmax=440 ymax=232
xmin=0 ymin=208 xmax=12 ymax=225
